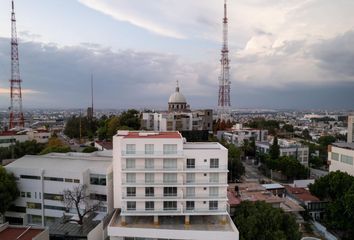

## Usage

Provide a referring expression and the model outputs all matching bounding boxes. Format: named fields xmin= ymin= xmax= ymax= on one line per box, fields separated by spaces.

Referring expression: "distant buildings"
xmin=4 ymin=152 xmax=113 ymax=226
xmin=0 ymin=129 xmax=50 ymax=148
xmin=108 ymin=130 xmax=239 ymax=240
xmin=217 ymin=124 xmax=268 ymax=147
xmin=141 ymin=83 xmax=213 ymax=132
xmin=256 ymin=138 xmax=309 ymax=166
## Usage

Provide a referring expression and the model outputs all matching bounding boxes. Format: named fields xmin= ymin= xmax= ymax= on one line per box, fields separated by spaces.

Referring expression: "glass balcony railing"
xmin=121 ymin=151 xmax=184 ymax=157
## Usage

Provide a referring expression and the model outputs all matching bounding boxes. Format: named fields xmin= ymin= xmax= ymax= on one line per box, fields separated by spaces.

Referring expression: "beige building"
xmin=328 ymin=143 xmax=354 ymax=176
xmin=347 ymin=115 xmax=354 ymax=143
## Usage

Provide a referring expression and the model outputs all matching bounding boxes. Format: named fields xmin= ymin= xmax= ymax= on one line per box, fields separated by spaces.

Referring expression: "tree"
xmin=233 ymin=201 xmax=301 ymax=240
xmin=301 ymin=129 xmax=312 ymax=140
xmin=269 ymin=136 xmax=280 ymax=160
xmin=309 ymin=171 xmax=354 ymax=239
xmin=0 ymin=166 xmax=19 ymax=217
xmin=62 ymin=184 xmax=101 ymax=225
xmin=228 ymin=144 xmax=245 ymax=182
xmin=40 ymin=137 xmax=71 ymax=155
xmin=0 ymin=140 xmax=45 ymax=161
xmin=264 ymin=156 xmax=309 ymax=180
xmin=282 ymin=124 xmax=294 ymax=133
xmin=82 ymin=146 xmax=98 ymax=153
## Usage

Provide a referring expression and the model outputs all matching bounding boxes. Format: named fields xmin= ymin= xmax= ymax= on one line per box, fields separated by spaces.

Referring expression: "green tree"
xmin=301 ymin=129 xmax=312 ymax=140
xmin=269 ymin=136 xmax=280 ymax=160
xmin=0 ymin=166 xmax=19 ymax=217
xmin=82 ymin=146 xmax=98 ymax=153
xmin=233 ymin=201 xmax=301 ymax=240
xmin=227 ymin=144 xmax=245 ymax=182
xmin=282 ymin=124 xmax=294 ymax=133
xmin=309 ymin=171 xmax=354 ymax=239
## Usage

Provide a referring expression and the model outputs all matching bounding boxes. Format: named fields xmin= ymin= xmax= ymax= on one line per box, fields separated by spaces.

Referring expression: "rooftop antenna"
xmin=91 ymin=74 xmax=94 ymax=117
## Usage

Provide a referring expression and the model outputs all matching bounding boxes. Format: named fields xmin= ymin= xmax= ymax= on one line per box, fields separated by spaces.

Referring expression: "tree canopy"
xmin=263 ymin=155 xmax=309 ymax=180
xmin=40 ymin=137 xmax=71 ymax=155
xmin=0 ymin=166 xmax=19 ymax=215
xmin=233 ymin=201 xmax=301 ymax=240
xmin=227 ymin=144 xmax=245 ymax=182
xmin=269 ymin=136 xmax=280 ymax=160
xmin=309 ymin=171 xmax=354 ymax=239
xmin=0 ymin=140 xmax=45 ymax=161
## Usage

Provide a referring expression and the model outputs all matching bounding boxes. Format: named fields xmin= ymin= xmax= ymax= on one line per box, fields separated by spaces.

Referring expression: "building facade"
xmin=347 ymin=115 xmax=354 ymax=143
xmin=108 ymin=131 xmax=239 ymax=240
xmin=218 ymin=124 xmax=268 ymax=147
xmin=328 ymin=143 xmax=354 ymax=176
xmin=4 ymin=152 xmax=113 ymax=226
xmin=256 ymin=138 xmax=309 ymax=166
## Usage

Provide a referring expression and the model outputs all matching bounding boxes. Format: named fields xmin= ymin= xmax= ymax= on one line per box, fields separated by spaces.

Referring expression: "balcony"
xmin=121 ymin=206 xmax=183 ymax=216
xmin=184 ymin=180 xmax=228 ymax=186
xmin=185 ymin=165 xmax=228 ymax=172
xmin=121 ymin=151 xmax=184 ymax=158
xmin=122 ymin=166 xmax=184 ymax=172
xmin=183 ymin=207 xmax=228 ymax=214
xmin=122 ymin=194 xmax=183 ymax=200
xmin=184 ymin=194 xmax=227 ymax=200
xmin=122 ymin=180 xmax=183 ymax=186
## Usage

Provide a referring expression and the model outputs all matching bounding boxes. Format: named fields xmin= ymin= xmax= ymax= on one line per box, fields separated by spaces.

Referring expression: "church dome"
xmin=168 ymin=82 xmax=187 ymax=103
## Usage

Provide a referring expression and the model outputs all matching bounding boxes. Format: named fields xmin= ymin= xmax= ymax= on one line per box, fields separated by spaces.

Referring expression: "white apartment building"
xmin=347 ymin=115 xmax=354 ymax=143
xmin=256 ymin=138 xmax=309 ymax=166
xmin=4 ymin=152 xmax=113 ymax=226
xmin=108 ymin=131 xmax=239 ymax=240
xmin=328 ymin=143 xmax=354 ymax=176
xmin=217 ymin=124 xmax=268 ymax=147
xmin=0 ymin=131 xmax=29 ymax=147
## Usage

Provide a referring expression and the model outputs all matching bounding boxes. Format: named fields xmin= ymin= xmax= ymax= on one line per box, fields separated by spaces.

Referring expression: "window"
xmin=44 ymin=177 xmax=64 ymax=182
xmin=163 ymin=201 xmax=177 ymax=211
xmin=186 ymin=173 xmax=195 ymax=183
xmin=164 ymin=187 xmax=177 ymax=197
xmin=210 ymin=173 xmax=219 ymax=183
xmin=186 ymin=187 xmax=195 ymax=197
xmin=145 ymin=173 xmax=154 ymax=183
xmin=90 ymin=193 xmax=107 ymax=201
xmin=163 ymin=144 xmax=177 ymax=154
xmin=44 ymin=193 xmax=63 ymax=201
xmin=74 ymin=179 xmax=80 ymax=183
xmin=126 ymin=173 xmax=136 ymax=183
xmin=126 ymin=144 xmax=136 ymax=154
xmin=210 ymin=158 xmax=219 ymax=168
xmin=8 ymin=205 xmax=26 ymax=213
xmin=209 ymin=201 xmax=218 ymax=210
xmin=20 ymin=192 xmax=25 ymax=198
xmin=341 ymin=154 xmax=353 ymax=165
xmin=90 ymin=174 xmax=106 ymax=186
xmin=145 ymin=144 xmax=154 ymax=154
xmin=126 ymin=159 xmax=136 ymax=169
xmin=20 ymin=175 xmax=40 ymax=180
xmin=127 ymin=201 xmax=136 ymax=210
xmin=209 ymin=187 xmax=219 ymax=197
xmin=187 ymin=159 xmax=195 ymax=168
xmin=163 ymin=173 xmax=177 ymax=183
xmin=163 ymin=159 xmax=177 ymax=169
xmin=145 ymin=159 xmax=154 ymax=169
xmin=145 ymin=201 xmax=154 ymax=210
xmin=65 ymin=178 xmax=73 ymax=183
xmin=127 ymin=187 xmax=136 ymax=197
xmin=26 ymin=192 xmax=31 ymax=198
xmin=186 ymin=201 xmax=195 ymax=210
xmin=44 ymin=205 xmax=67 ymax=211
xmin=27 ymin=202 xmax=42 ymax=209
xmin=145 ymin=187 xmax=154 ymax=197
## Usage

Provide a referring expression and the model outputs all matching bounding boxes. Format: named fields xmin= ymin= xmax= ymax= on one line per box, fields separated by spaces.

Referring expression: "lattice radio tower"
xmin=9 ymin=0 xmax=24 ymax=129
xmin=217 ymin=0 xmax=231 ymax=115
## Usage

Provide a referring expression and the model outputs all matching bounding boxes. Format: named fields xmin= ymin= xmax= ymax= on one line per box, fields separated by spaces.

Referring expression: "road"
xmin=243 ymin=159 xmax=271 ymax=182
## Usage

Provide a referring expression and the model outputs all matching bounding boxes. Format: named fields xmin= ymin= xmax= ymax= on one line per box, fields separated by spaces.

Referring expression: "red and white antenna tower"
xmin=9 ymin=0 xmax=24 ymax=129
xmin=218 ymin=0 xmax=231 ymax=115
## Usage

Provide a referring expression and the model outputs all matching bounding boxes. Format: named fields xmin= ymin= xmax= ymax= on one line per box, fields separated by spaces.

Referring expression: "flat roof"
xmin=118 ymin=131 xmax=182 ymax=139
xmin=262 ymin=183 xmax=285 ymax=189
xmin=284 ymin=185 xmax=320 ymax=202
xmin=332 ymin=142 xmax=354 ymax=150
xmin=6 ymin=152 xmax=112 ymax=172
xmin=111 ymin=215 xmax=235 ymax=232
xmin=0 ymin=226 xmax=44 ymax=240
xmin=183 ymin=142 xmax=224 ymax=150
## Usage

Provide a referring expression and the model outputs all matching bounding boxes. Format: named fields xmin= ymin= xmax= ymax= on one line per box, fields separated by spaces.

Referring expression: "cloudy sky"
xmin=0 ymin=0 xmax=353 ymax=110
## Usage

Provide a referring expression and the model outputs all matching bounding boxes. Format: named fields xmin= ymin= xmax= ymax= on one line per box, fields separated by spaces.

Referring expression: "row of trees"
xmin=309 ymin=171 xmax=354 ymax=239
xmin=0 ymin=140 xmax=45 ymax=161
xmin=0 ymin=166 xmax=19 ymax=218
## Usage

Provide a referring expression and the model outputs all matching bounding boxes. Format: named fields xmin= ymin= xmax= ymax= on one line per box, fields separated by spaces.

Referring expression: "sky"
xmin=0 ymin=0 xmax=354 ymax=110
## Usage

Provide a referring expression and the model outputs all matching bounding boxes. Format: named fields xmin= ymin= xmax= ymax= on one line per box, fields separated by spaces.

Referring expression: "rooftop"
xmin=332 ymin=142 xmax=354 ymax=150
xmin=111 ymin=214 xmax=235 ymax=232
xmin=117 ymin=131 xmax=182 ymax=139
xmin=0 ymin=224 xmax=47 ymax=240
xmin=284 ymin=185 xmax=320 ymax=202
xmin=183 ymin=142 xmax=225 ymax=150
xmin=6 ymin=152 xmax=112 ymax=172
xmin=262 ymin=183 xmax=285 ymax=190
xmin=95 ymin=140 xmax=113 ymax=150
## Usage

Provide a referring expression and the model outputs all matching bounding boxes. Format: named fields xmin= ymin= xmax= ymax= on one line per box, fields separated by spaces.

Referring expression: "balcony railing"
xmin=185 ymin=165 xmax=228 ymax=171
xmin=122 ymin=194 xmax=183 ymax=199
xmin=184 ymin=194 xmax=226 ymax=199
xmin=121 ymin=151 xmax=184 ymax=157
xmin=120 ymin=206 xmax=227 ymax=215
xmin=184 ymin=207 xmax=227 ymax=214
xmin=122 ymin=166 xmax=184 ymax=172
xmin=122 ymin=180 xmax=183 ymax=186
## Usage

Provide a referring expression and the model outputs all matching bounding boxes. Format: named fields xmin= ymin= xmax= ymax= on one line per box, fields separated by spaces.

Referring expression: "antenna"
xmin=91 ymin=74 xmax=94 ymax=117
xmin=9 ymin=0 xmax=25 ymax=129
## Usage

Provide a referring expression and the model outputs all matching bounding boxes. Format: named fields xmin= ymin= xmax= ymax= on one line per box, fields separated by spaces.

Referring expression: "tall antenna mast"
xmin=91 ymin=74 xmax=94 ymax=116
xmin=217 ymin=0 xmax=231 ymax=116
xmin=9 ymin=0 xmax=24 ymax=129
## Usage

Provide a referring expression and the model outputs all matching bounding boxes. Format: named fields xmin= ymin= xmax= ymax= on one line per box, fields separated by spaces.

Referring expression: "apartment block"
xmin=4 ymin=152 xmax=113 ymax=226
xmin=109 ymin=131 xmax=239 ymax=240
xmin=347 ymin=115 xmax=354 ymax=143
xmin=328 ymin=143 xmax=354 ymax=176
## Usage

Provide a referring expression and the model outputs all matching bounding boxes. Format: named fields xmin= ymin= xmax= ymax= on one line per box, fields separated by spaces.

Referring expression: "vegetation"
xmin=40 ymin=137 xmax=71 ymax=155
xmin=212 ymin=119 xmax=234 ymax=132
xmin=0 ymin=140 xmax=45 ymax=161
xmin=82 ymin=146 xmax=98 ymax=153
xmin=64 ymin=116 xmax=98 ymax=140
xmin=309 ymin=171 xmax=354 ymax=239
xmin=62 ymin=184 xmax=101 ymax=225
xmin=240 ymin=139 xmax=256 ymax=158
xmin=233 ymin=201 xmax=302 ymax=240
xmin=227 ymin=144 xmax=245 ymax=182
xmin=282 ymin=124 xmax=294 ymax=133
xmin=269 ymin=136 xmax=280 ymax=160
xmin=0 ymin=166 xmax=19 ymax=216
xmin=245 ymin=118 xmax=281 ymax=135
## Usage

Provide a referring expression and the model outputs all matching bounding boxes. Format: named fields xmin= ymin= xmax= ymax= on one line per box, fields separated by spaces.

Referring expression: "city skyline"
xmin=0 ymin=0 xmax=354 ymax=109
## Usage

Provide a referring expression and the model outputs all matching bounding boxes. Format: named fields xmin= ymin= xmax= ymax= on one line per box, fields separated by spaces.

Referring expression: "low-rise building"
xmin=108 ymin=130 xmax=239 ymax=240
xmin=256 ymin=138 xmax=309 ymax=166
xmin=217 ymin=124 xmax=268 ymax=147
xmin=328 ymin=142 xmax=354 ymax=176
xmin=0 ymin=223 xmax=49 ymax=240
xmin=4 ymin=152 xmax=113 ymax=226
xmin=0 ymin=131 xmax=29 ymax=147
